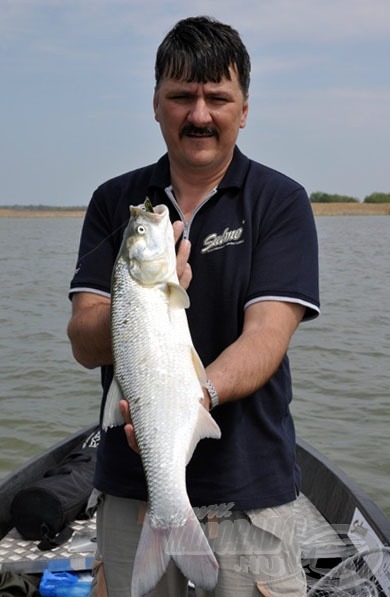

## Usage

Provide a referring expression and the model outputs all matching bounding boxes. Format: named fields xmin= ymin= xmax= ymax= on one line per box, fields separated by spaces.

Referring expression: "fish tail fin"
xmin=170 ymin=509 xmax=219 ymax=591
xmin=131 ymin=511 xmax=170 ymax=597
xmin=131 ymin=510 xmax=218 ymax=597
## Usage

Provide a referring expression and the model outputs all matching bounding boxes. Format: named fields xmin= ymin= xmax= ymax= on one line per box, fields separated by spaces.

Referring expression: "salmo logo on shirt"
xmin=201 ymin=224 xmax=244 ymax=254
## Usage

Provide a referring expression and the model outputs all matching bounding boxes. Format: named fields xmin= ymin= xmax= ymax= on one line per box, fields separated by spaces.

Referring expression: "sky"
xmin=1 ymin=0 xmax=390 ymax=206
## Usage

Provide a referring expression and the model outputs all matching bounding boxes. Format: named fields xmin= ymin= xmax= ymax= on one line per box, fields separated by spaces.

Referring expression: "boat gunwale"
xmin=0 ymin=428 xmax=388 ymax=546
xmin=297 ymin=437 xmax=390 ymax=547
xmin=0 ymin=426 xmax=96 ymax=539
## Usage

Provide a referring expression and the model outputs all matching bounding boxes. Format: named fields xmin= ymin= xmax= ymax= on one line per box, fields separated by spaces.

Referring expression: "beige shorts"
xmin=88 ymin=491 xmax=306 ymax=597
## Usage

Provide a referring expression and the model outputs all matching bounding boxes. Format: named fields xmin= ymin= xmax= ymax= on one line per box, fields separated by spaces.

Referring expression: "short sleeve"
xmin=246 ymin=187 xmax=320 ymax=320
xmin=69 ymin=188 xmax=118 ymax=298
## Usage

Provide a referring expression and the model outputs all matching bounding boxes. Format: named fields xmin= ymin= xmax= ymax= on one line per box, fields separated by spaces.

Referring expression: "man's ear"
xmin=240 ymin=97 xmax=249 ymax=129
xmin=153 ymin=93 xmax=159 ymax=122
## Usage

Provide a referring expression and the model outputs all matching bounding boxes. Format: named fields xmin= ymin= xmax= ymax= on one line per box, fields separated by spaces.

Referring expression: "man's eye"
xmin=209 ymin=96 xmax=229 ymax=104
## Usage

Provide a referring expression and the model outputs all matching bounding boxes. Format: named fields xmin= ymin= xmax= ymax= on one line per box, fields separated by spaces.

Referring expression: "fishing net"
xmin=307 ymin=547 xmax=390 ymax=596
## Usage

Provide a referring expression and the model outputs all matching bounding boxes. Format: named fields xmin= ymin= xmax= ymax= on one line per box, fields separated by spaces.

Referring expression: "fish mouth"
xmin=130 ymin=204 xmax=166 ymax=219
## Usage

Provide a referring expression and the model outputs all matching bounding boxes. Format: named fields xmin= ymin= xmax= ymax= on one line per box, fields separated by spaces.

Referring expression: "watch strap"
xmin=206 ymin=379 xmax=219 ymax=410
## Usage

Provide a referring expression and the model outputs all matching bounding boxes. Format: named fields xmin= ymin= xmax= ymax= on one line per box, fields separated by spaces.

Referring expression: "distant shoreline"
xmin=0 ymin=207 xmax=86 ymax=218
xmin=311 ymin=202 xmax=390 ymax=216
xmin=0 ymin=203 xmax=389 ymax=218
xmin=0 ymin=208 xmax=86 ymax=218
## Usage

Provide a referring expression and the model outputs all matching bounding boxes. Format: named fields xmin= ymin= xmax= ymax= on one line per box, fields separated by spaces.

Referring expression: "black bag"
xmin=0 ymin=571 xmax=40 ymax=596
xmin=11 ymin=428 xmax=99 ymax=550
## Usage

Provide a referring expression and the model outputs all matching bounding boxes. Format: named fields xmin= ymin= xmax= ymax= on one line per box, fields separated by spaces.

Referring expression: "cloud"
xmin=2 ymin=0 xmax=390 ymax=44
xmin=193 ymin=0 xmax=390 ymax=43
xmin=1 ymin=0 xmax=389 ymax=204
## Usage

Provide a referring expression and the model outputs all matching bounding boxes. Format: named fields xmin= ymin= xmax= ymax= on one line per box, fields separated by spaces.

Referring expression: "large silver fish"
xmin=103 ymin=201 xmax=221 ymax=596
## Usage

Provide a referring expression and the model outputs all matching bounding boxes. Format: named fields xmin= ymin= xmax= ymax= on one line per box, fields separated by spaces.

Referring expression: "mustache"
xmin=180 ymin=124 xmax=218 ymax=138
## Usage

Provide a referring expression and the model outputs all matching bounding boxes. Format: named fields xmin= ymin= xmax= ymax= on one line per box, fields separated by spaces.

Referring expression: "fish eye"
xmin=137 ymin=225 xmax=147 ymax=235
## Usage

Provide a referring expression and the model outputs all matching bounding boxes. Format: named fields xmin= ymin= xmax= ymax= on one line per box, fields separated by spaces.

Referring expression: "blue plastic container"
xmin=39 ymin=569 xmax=92 ymax=596
xmin=57 ymin=582 xmax=91 ymax=596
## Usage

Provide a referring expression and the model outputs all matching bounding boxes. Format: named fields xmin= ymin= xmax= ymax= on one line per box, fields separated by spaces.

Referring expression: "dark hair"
xmin=155 ymin=16 xmax=251 ymax=96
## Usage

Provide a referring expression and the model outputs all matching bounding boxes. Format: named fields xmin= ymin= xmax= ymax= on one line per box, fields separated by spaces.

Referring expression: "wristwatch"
xmin=206 ymin=379 xmax=219 ymax=410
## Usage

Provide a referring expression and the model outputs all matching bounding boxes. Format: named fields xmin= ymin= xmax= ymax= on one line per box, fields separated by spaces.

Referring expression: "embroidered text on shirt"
xmin=201 ymin=226 xmax=244 ymax=254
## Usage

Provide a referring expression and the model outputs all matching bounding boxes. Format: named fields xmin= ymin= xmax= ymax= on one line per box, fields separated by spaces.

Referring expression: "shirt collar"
xmin=147 ymin=146 xmax=250 ymax=193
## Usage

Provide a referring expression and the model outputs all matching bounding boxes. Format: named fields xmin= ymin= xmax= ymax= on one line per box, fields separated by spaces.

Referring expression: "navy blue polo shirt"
xmin=69 ymin=147 xmax=320 ymax=510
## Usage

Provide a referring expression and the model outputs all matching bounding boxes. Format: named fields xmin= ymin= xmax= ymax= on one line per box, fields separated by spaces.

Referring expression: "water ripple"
xmin=0 ymin=216 xmax=389 ymax=516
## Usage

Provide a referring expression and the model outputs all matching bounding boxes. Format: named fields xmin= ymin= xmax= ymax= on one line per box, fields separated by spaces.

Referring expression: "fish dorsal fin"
xmin=185 ymin=404 xmax=221 ymax=465
xmin=167 ymin=282 xmax=190 ymax=309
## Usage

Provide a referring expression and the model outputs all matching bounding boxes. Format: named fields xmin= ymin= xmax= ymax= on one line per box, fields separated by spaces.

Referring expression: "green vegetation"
xmin=310 ymin=192 xmax=390 ymax=204
xmin=310 ymin=192 xmax=358 ymax=203
xmin=364 ymin=193 xmax=390 ymax=203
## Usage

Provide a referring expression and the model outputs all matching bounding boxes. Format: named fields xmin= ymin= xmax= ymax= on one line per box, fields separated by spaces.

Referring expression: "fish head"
xmin=121 ymin=203 xmax=177 ymax=285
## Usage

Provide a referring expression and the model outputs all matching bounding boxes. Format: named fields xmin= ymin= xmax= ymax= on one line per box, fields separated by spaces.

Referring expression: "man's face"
xmin=153 ymin=66 xmax=249 ymax=176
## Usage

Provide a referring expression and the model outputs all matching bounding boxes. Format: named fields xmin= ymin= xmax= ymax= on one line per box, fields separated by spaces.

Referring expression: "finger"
xmin=176 ymin=238 xmax=191 ymax=274
xmin=173 ymin=220 xmax=184 ymax=244
xmin=124 ymin=423 xmax=139 ymax=453
xmin=119 ymin=400 xmax=131 ymax=424
xmin=172 ymin=220 xmax=192 ymax=288
xmin=179 ymin=262 xmax=192 ymax=290
xmin=120 ymin=401 xmax=140 ymax=452
xmin=172 ymin=220 xmax=190 ymax=270
xmin=177 ymin=236 xmax=191 ymax=263
xmin=176 ymin=238 xmax=192 ymax=288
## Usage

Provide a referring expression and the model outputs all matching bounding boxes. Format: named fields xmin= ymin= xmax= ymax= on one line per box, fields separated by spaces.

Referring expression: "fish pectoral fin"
xmin=167 ymin=282 xmax=190 ymax=309
xmin=196 ymin=403 xmax=222 ymax=441
xmin=102 ymin=376 xmax=125 ymax=430
xmin=170 ymin=509 xmax=219 ymax=591
xmin=191 ymin=347 xmax=207 ymax=386
xmin=131 ymin=511 xmax=171 ymax=597
xmin=185 ymin=404 xmax=222 ymax=465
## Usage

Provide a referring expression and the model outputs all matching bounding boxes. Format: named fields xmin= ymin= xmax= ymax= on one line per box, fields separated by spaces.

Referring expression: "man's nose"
xmin=188 ymin=98 xmax=213 ymax=125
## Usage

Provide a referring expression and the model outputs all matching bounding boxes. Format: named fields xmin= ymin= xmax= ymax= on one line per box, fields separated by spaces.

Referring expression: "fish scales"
xmin=112 ymin=272 xmax=200 ymax=526
xmin=103 ymin=202 xmax=221 ymax=596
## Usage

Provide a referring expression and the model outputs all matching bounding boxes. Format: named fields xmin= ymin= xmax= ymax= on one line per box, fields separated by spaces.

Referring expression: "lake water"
xmin=0 ymin=215 xmax=389 ymax=516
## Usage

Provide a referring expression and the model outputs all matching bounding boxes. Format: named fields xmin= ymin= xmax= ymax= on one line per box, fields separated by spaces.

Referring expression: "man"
xmin=68 ymin=16 xmax=319 ymax=596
